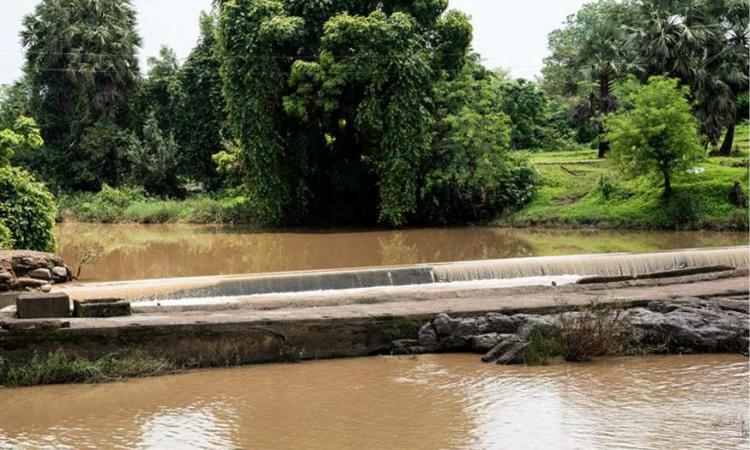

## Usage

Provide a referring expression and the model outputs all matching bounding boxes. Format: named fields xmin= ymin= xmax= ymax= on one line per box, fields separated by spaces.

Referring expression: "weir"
xmin=56 ymin=246 xmax=749 ymax=302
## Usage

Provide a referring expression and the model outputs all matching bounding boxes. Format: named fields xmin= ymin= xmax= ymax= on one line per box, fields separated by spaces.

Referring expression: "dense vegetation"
xmin=0 ymin=0 xmax=747 ymax=246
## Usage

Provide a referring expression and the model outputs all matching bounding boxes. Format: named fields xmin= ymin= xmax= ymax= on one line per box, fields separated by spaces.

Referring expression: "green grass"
xmin=504 ymin=124 xmax=749 ymax=231
xmin=58 ymin=188 xmax=256 ymax=225
xmin=0 ymin=351 xmax=174 ymax=387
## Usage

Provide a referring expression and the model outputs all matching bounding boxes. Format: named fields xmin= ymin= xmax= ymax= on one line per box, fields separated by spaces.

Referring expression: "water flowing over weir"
xmin=58 ymin=246 xmax=749 ymax=302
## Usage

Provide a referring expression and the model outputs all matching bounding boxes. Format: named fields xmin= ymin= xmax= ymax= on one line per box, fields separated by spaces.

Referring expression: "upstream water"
xmin=0 ymin=354 xmax=747 ymax=449
xmin=55 ymin=223 xmax=748 ymax=281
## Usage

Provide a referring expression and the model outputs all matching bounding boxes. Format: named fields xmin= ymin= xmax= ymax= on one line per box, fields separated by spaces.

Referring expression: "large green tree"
xmin=218 ymin=0 xmax=474 ymax=226
xmin=174 ymin=12 xmax=227 ymax=188
xmin=604 ymin=76 xmax=704 ymax=199
xmin=21 ymin=0 xmax=141 ymax=190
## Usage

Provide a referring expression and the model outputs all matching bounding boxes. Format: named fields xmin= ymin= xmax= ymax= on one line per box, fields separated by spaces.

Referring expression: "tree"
xmin=174 ymin=12 xmax=227 ymax=188
xmin=127 ymin=112 xmax=182 ymax=197
xmin=604 ymin=76 xmax=704 ymax=199
xmin=543 ymin=0 xmax=635 ymax=157
xmin=624 ymin=0 xmax=749 ymax=154
xmin=21 ymin=0 xmax=141 ymax=190
xmin=421 ymin=58 xmax=536 ymax=223
xmin=0 ymin=117 xmax=56 ymax=252
xmin=218 ymin=0 xmax=473 ymax=226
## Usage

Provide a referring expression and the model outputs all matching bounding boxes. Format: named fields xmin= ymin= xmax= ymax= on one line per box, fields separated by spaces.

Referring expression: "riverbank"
xmin=502 ymin=145 xmax=749 ymax=231
xmin=53 ymin=126 xmax=749 ymax=231
xmin=1 ymin=267 xmax=746 ymax=387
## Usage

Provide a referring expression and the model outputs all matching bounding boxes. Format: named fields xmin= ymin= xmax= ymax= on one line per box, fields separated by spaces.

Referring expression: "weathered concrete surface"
xmin=0 ymin=271 xmax=746 ymax=369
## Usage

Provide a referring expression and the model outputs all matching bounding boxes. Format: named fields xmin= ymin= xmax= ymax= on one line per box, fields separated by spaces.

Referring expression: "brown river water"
xmin=55 ymin=223 xmax=748 ymax=281
xmin=0 ymin=354 xmax=747 ymax=449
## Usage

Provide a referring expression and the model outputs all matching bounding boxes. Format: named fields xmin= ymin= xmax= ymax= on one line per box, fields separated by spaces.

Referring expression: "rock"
xmin=51 ymin=266 xmax=69 ymax=281
xmin=439 ymin=335 xmax=470 ymax=350
xmin=454 ymin=317 xmax=487 ymax=336
xmin=391 ymin=339 xmax=419 ymax=354
xmin=28 ymin=268 xmax=51 ymax=281
xmin=482 ymin=335 xmax=527 ymax=365
xmin=73 ymin=298 xmax=131 ymax=318
xmin=729 ymin=181 xmax=746 ymax=206
xmin=15 ymin=277 xmax=48 ymax=289
xmin=0 ymin=270 xmax=13 ymax=283
xmin=515 ymin=314 xmax=559 ymax=340
xmin=40 ymin=284 xmax=52 ymax=293
xmin=16 ymin=292 xmax=71 ymax=319
xmin=485 ymin=313 xmax=516 ymax=333
xmin=433 ymin=313 xmax=459 ymax=336
xmin=418 ymin=323 xmax=438 ymax=347
xmin=471 ymin=333 xmax=508 ymax=352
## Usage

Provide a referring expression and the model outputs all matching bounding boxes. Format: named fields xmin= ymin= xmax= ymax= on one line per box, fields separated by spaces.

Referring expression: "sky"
xmin=0 ymin=0 xmax=587 ymax=85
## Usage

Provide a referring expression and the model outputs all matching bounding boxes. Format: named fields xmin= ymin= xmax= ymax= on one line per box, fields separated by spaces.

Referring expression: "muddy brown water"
xmin=55 ymin=223 xmax=749 ymax=282
xmin=0 ymin=354 xmax=747 ymax=449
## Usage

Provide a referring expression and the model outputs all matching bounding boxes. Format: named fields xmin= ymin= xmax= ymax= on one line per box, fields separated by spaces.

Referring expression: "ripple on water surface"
xmin=0 ymin=354 xmax=747 ymax=449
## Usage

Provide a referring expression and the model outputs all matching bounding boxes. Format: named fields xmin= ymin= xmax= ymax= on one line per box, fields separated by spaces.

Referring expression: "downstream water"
xmin=55 ymin=223 xmax=748 ymax=281
xmin=1 ymin=354 xmax=747 ymax=449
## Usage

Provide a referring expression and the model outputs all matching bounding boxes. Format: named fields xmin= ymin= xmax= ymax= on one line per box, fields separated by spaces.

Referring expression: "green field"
xmin=503 ymin=124 xmax=749 ymax=230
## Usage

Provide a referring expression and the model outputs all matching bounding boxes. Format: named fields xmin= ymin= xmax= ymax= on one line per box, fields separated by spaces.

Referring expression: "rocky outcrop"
xmin=392 ymin=295 xmax=750 ymax=364
xmin=0 ymin=251 xmax=73 ymax=293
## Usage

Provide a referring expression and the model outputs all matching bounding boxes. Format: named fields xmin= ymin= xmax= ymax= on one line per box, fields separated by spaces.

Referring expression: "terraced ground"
xmin=504 ymin=122 xmax=749 ymax=230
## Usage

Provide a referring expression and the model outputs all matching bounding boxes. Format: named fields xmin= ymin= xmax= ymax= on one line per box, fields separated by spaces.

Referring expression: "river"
xmin=0 ymin=354 xmax=747 ymax=449
xmin=55 ymin=223 xmax=748 ymax=281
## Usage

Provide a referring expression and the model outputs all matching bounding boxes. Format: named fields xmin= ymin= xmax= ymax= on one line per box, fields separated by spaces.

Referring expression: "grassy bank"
xmin=503 ymin=126 xmax=749 ymax=230
xmin=57 ymin=186 xmax=255 ymax=224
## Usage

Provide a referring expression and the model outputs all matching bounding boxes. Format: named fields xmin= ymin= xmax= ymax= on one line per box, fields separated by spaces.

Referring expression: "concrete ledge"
xmin=73 ymin=299 xmax=131 ymax=318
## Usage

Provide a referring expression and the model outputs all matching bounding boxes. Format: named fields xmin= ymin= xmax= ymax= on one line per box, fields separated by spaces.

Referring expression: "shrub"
xmin=72 ymin=185 xmax=145 ymax=223
xmin=0 ymin=221 xmax=14 ymax=249
xmin=556 ymin=301 xmax=630 ymax=362
xmin=0 ymin=166 xmax=56 ymax=251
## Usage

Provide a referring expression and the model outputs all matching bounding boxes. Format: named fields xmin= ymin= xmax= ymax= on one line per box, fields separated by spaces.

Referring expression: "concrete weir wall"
xmin=59 ymin=246 xmax=749 ymax=302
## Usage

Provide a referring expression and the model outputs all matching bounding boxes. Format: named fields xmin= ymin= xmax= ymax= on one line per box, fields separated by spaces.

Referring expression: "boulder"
xmin=418 ymin=323 xmax=438 ymax=347
xmin=433 ymin=313 xmax=459 ymax=336
xmin=471 ymin=333 xmax=507 ymax=352
xmin=28 ymin=268 xmax=51 ymax=281
xmin=51 ymin=266 xmax=70 ymax=281
xmin=15 ymin=277 xmax=48 ymax=289
xmin=482 ymin=335 xmax=527 ymax=365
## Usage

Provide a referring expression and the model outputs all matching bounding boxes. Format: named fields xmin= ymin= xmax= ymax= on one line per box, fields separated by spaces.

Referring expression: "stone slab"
xmin=16 ymin=293 xmax=70 ymax=319
xmin=73 ymin=298 xmax=131 ymax=318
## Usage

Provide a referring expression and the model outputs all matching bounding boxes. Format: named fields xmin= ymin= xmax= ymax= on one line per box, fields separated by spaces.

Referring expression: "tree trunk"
xmin=718 ymin=123 xmax=735 ymax=156
xmin=663 ymin=170 xmax=672 ymax=200
xmin=598 ymin=140 xmax=609 ymax=158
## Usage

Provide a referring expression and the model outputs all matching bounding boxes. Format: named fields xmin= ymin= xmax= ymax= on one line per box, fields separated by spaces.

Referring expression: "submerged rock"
xmin=482 ymin=335 xmax=527 ymax=365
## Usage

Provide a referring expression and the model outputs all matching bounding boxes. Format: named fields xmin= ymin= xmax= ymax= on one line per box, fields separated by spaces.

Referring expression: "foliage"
xmin=21 ymin=0 xmax=141 ymax=190
xmin=127 ymin=113 xmax=182 ymax=196
xmin=174 ymin=12 xmax=227 ymax=188
xmin=58 ymin=186 xmax=254 ymax=224
xmin=218 ymin=0 xmax=474 ymax=226
xmin=0 ymin=166 xmax=57 ymax=251
xmin=421 ymin=60 xmax=536 ymax=223
xmin=0 ymin=116 xmax=43 ymax=167
xmin=543 ymin=0 xmax=634 ymax=156
xmin=0 ymin=80 xmax=30 ymax=131
xmin=556 ymin=301 xmax=631 ymax=362
xmin=604 ymin=76 xmax=705 ymax=198
xmin=498 ymin=79 xmax=565 ymax=149
xmin=0 ymin=221 xmax=13 ymax=250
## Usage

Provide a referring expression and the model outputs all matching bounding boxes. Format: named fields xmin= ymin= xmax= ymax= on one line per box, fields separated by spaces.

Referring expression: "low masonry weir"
xmin=55 ymin=246 xmax=749 ymax=303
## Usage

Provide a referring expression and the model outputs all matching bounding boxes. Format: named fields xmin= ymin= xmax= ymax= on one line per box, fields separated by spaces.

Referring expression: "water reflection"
xmin=0 ymin=354 xmax=747 ymax=449
xmin=55 ymin=223 xmax=749 ymax=281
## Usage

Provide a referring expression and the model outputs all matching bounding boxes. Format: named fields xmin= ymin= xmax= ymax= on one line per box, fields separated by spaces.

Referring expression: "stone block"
xmin=74 ymin=298 xmax=131 ymax=318
xmin=16 ymin=293 xmax=71 ymax=319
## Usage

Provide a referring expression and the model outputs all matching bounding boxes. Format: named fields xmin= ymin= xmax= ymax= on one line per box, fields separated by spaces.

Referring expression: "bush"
xmin=68 ymin=185 xmax=145 ymax=223
xmin=0 ymin=166 xmax=56 ymax=251
xmin=0 ymin=221 xmax=14 ymax=249
xmin=556 ymin=301 xmax=630 ymax=362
